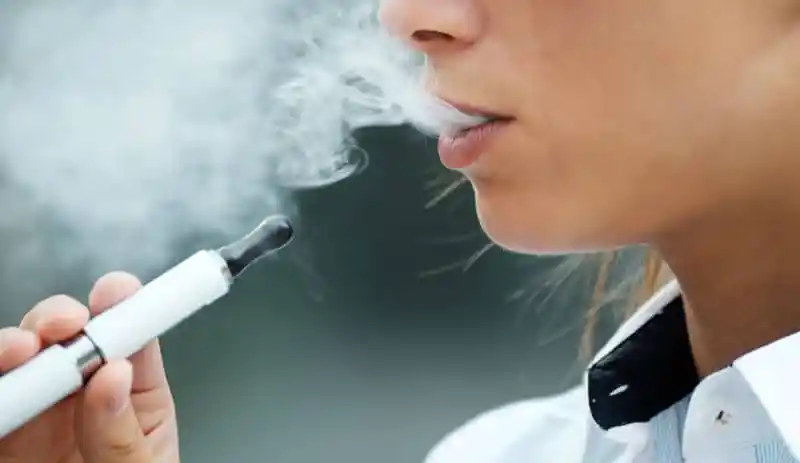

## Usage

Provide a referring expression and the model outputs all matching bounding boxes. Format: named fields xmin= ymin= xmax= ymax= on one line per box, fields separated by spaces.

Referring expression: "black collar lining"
xmin=587 ymin=297 xmax=700 ymax=430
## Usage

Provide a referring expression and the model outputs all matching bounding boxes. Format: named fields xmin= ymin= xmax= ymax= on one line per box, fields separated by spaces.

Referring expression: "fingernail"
xmin=107 ymin=362 xmax=133 ymax=417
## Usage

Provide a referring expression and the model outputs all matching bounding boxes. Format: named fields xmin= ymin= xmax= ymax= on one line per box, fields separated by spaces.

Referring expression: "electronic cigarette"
xmin=0 ymin=215 xmax=294 ymax=438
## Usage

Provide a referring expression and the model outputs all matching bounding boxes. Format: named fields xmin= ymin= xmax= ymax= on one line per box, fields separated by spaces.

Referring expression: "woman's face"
xmin=380 ymin=0 xmax=800 ymax=254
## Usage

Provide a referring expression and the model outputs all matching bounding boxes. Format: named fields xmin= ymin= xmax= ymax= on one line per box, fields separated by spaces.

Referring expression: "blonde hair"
xmin=426 ymin=175 xmax=671 ymax=360
xmin=580 ymin=249 xmax=668 ymax=359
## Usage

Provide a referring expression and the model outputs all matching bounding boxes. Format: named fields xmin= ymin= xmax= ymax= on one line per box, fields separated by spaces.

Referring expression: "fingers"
xmin=0 ymin=327 xmax=39 ymax=372
xmin=88 ymin=272 xmax=168 ymax=393
xmin=75 ymin=359 xmax=154 ymax=463
xmin=87 ymin=272 xmax=142 ymax=317
xmin=20 ymin=295 xmax=90 ymax=344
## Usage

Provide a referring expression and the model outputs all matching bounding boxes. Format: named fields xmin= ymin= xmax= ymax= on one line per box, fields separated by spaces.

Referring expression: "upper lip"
xmin=438 ymin=97 xmax=515 ymax=122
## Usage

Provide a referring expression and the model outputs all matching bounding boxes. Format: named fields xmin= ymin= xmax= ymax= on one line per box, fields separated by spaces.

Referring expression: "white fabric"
xmin=425 ymin=280 xmax=800 ymax=463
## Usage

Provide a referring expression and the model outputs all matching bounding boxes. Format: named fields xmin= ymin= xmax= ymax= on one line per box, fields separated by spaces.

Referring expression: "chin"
xmin=476 ymin=211 xmax=573 ymax=256
xmin=472 ymin=182 xmax=607 ymax=256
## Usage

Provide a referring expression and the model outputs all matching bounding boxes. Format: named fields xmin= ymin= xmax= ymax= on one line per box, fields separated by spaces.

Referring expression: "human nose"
xmin=379 ymin=0 xmax=483 ymax=56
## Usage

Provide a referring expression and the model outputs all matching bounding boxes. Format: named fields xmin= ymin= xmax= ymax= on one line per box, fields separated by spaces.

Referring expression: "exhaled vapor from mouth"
xmin=394 ymin=85 xmax=497 ymax=136
xmin=439 ymin=100 xmax=516 ymax=136
xmin=399 ymin=88 xmax=514 ymax=138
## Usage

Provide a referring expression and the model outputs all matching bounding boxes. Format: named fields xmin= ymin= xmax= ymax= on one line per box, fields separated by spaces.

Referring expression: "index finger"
xmin=20 ymin=295 xmax=90 ymax=343
xmin=88 ymin=272 xmax=168 ymax=393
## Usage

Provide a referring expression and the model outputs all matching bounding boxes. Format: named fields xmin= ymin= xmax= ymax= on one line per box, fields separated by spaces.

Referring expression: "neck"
xmin=656 ymin=199 xmax=800 ymax=378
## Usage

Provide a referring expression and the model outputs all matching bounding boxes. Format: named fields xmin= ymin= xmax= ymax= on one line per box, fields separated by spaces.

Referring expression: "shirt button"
xmin=715 ymin=410 xmax=732 ymax=425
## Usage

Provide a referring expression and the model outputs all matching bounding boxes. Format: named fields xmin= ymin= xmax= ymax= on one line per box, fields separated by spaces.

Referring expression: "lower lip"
xmin=437 ymin=120 xmax=511 ymax=170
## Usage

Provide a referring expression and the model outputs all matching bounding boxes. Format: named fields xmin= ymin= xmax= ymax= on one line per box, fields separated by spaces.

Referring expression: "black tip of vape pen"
xmin=218 ymin=215 xmax=294 ymax=277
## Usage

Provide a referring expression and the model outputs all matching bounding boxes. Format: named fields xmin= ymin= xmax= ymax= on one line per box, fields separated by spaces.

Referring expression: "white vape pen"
xmin=0 ymin=215 xmax=294 ymax=438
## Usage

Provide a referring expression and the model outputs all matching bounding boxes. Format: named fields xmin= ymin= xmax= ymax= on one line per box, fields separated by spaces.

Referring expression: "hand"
xmin=0 ymin=272 xmax=180 ymax=463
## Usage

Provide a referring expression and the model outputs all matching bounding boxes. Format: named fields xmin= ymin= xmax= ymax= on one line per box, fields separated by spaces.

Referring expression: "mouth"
xmin=438 ymin=99 xmax=516 ymax=135
xmin=435 ymin=98 xmax=516 ymax=170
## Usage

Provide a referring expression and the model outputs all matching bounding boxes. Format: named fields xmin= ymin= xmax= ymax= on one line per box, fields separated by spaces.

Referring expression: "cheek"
xmin=477 ymin=43 xmax=718 ymax=252
xmin=470 ymin=128 xmax=675 ymax=254
xmin=469 ymin=0 xmax=784 ymax=254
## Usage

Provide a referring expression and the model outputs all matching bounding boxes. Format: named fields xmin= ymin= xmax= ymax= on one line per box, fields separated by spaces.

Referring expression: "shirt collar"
xmin=586 ymin=280 xmax=800 ymax=457
xmin=734 ymin=322 xmax=800 ymax=458
xmin=586 ymin=280 xmax=698 ymax=430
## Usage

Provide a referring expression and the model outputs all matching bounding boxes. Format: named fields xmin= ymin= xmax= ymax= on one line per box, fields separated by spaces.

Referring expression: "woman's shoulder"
xmin=424 ymin=385 xmax=590 ymax=463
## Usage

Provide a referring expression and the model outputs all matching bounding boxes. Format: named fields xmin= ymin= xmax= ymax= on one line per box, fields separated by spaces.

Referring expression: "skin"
xmin=379 ymin=0 xmax=800 ymax=375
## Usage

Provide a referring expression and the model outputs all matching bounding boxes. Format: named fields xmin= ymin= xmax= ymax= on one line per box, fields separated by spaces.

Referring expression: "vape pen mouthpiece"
xmin=218 ymin=215 xmax=294 ymax=278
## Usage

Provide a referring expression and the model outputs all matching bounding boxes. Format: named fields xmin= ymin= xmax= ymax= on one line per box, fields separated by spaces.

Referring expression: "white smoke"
xmin=0 ymin=0 xmax=475 ymax=277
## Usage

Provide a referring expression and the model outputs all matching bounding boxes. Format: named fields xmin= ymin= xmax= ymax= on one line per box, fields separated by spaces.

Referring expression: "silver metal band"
xmin=64 ymin=335 xmax=104 ymax=381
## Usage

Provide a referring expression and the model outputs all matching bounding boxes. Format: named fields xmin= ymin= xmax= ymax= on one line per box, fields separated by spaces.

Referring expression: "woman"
xmin=2 ymin=0 xmax=800 ymax=461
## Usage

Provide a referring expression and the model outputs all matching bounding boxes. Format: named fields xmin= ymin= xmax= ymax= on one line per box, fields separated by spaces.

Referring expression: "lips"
xmin=441 ymin=101 xmax=514 ymax=129
xmin=436 ymin=99 xmax=515 ymax=170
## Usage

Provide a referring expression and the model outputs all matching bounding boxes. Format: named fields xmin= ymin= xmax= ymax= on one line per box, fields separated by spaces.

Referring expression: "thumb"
xmin=75 ymin=360 xmax=153 ymax=463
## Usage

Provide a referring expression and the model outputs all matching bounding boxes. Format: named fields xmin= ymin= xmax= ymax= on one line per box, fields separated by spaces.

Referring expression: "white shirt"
xmin=425 ymin=281 xmax=800 ymax=463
